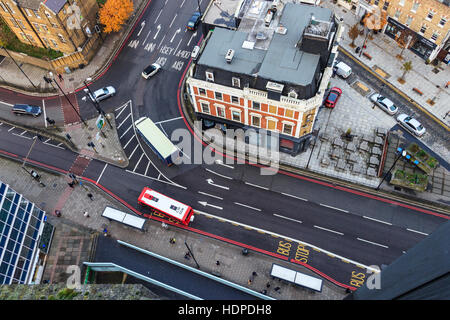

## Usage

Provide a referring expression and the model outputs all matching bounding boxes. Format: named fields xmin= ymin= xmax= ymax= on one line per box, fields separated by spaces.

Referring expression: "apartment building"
xmin=186 ymin=1 xmax=344 ymax=155
xmin=357 ymin=0 xmax=450 ymax=61
xmin=0 ymin=0 xmax=100 ymax=69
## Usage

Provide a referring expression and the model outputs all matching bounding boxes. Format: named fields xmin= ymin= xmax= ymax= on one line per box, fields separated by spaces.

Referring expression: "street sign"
xmin=96 ymin=115 xmax=105 ymax=130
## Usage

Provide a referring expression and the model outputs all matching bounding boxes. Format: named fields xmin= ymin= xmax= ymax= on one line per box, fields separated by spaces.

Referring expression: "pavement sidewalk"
xmin=321 ymin=0 xmax=450 ymax=128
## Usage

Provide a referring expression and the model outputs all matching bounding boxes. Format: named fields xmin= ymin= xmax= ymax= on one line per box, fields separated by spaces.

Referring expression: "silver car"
xmin=370 ymin=93 xmax=398 ymax=115
xmin=397 ymin=114 xmax=426 ymax=137
xmin=91 ymin=86 xmax=116 ymax=102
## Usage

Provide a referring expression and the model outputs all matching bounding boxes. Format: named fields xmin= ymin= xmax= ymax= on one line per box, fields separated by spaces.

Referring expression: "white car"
xmin=142 ymin=63 xmax=161 ymax=79
xmin=91 ymin=86 xmax=116 ymax=102
xmin=396 ymin=114 xmax=426 ymax=137
xmin=370 ymin=93 xmax=398 ymax=115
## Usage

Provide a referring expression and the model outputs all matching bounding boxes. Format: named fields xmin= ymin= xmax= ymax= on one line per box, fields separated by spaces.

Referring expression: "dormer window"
xmin=206 ymin=71 xmax=214 ymax=82
xmin=232 ymin=77 xmax=240 ymax=88
xmin=288 ymin=90 xmax=298 ymax=99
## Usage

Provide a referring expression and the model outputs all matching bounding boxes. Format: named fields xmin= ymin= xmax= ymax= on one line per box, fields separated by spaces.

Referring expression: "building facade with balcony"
xmin=0 ymin=0 xmax=101 ymax=72
xmin=357 ymin=0 xmax=450 ymax=62
xmin=187 ymin=1 xmax=344 ymax=155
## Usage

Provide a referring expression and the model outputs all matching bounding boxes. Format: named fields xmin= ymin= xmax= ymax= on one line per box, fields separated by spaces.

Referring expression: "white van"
xmin=334 ymin=61 xmax=352 ymax=79
xmin=191 ymin=45 xmax=200 ymax=60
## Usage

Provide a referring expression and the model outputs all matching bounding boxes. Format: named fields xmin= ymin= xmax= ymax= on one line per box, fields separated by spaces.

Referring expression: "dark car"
xmin=12 ymin=104 xmax=42 ymax=117
xmin=324 ymin=87 xmax=342 ymax=108
xmin=186 ymin=12 xmax=201 ymax=30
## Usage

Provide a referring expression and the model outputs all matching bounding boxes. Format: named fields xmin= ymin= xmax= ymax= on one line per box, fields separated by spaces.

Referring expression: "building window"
xmin=45 ymin=11 xmax=52 ymax=18
xmin=232 ymin=111 xmax=241 ymax=122
xmin=231 ymin=96 xmax=239 ymax=104
xmin=411 ymin=2 xmax=419 ymax=13
xmin=42 ymin=37 xmax=50 ymax=47
xmin=0 ymin=3 xmax=7 ymax=12
xmin=431 ymin=32 xmax=439 ymax=42
xmin=439 ymin=17 xmax=447 ymax=27
xmin=374 ymin=0 xmax=379 ymax=5
xmin=26 ymin=34 xmax=35 ymax=43
xmin=58 ymin=34 xmax=66 ymax=43
xmin=419 ymin=25 xmax=427 ymax=34
xmin=282 ymin=123 xmax=293 ymax=135
xmin=198 ymin=88 xmax=206 ymax=96
xmin=269 ymin=105 xmax=277 ymax=114
xmin=34 ymin=10 xmax=41 ymax=19
xmin=200 ymin=102 xmax=210 ymax=114
xmin=232 ymin=77 xmax=240 ymax=88
xmin=405 ymin=16 xmax=413 ymax=26
xmin=25 ymin=8 xmax=32 ymax=16
xmin=18 ymin=20 xmax=26 ymax=29
xmin=394 ymin=9 xmax=401 ymax=20
xmin=267 ymin=119 xmax=277 ymax=131
xmin=51 ymin=22 xmax=58 ymax=28
xmin=50 ymin=39 xmax=58 ymax=47
xmin=285 ymin=109 xmax=294 ymax=118
xmin=214 ymin=92 xmax=222 ymax=100
xmin=32 ymin=23 xmax=41 ymax=32
xmin=206 ymin=71 xmax=214 ymax=82
xmin=216 ymin=105 xmax=225 ymax=118
xmin=41 ymin=24 xmax=49 ymax=33
xmin=19 ymin=32 xmax=27 ymax=41
xmin=382 ymin=1 xmax=389 ymax=11
xmin=5 ymin=2 xmax=14 ymax=13
xmin=426 ymin=10 xmax=435 ymax=21
xmin=288 ymin=90 xmax=298 ymax=99
xmin=10 ymin=18 xmax=19 ymax=28
xmin=252 ymin=115 xmax=261 ymax=127
xmin=252 ymin=101 xmax=260 ymax=110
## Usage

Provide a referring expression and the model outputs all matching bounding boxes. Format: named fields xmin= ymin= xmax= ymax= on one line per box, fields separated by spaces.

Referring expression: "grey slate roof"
xmin=43 ymin=0 xmax=67 ymax=14
xmin=16 ymin=0 xmax=42 ymax=10
xmin=197 ymin=3 xmax=333 ymax=86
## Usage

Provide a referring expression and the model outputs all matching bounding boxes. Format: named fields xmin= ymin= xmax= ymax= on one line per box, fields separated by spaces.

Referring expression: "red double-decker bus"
xmin=138 ymin=187 xmax=194 ymax=225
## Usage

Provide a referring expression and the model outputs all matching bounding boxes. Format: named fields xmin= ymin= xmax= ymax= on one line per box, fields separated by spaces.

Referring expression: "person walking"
xmin=87 ymin=193 xmax=94 ymax=201
xmin=58 ymin=73 xmax=64 ymax=81
xmin=83 ymin=211 xmax=90 ymax=218
xmin=169 ymin=237 xmax=176 ymax=244
xmin=68 ymin=182 xmax=74 ymax=188
xmin=247 ymin=279 xmax=252 ymax=285
xmin=216 ymin=260 xmax=220 ymax=266
xmin=252 ymin=271 xmax=258 ymax=277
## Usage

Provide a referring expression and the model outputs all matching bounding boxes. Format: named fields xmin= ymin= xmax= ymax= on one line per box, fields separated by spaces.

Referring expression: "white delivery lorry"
xmin=334 ymin=61 xmax=352 ymax=79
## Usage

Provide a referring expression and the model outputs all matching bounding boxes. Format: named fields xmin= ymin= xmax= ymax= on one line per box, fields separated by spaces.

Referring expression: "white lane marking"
xmin=180 ymin=0 xmax=185 ymax=7
xmin=8 ymin=126 xmax=15 ymax=132
xmin=12 ymin=133 xmax=32 ymax=140
xmin=0 ymin=101 xmax=14 ymax=106
xmin=205 ymin=168 xmax=232 ymax=180
xmin=155 ymin=9 xmax=163 ymax=24
xmin=314 ymin=225 xmax=344 ymax=236
xmin=198 ymin=201 xmax=222 ymax=210
xmin=115 ymin=103 xmax=129 ymax=118
xmin=20 ymin=130 xmax=27 ymax=136
xmin=206 ymin=178 xmax=229 ymax=190
xmin=281 ymin=192 xmax=308 ymax=202
xmin=133 ymin=153 xmax=145 ymax=172
xmin=245 ymin=182 xmax=268 ymax=190
xmin=96 ymin=163 xmax=108 ymax=184
xmin=42 ymin=99 xmax=47 ymax=128
xmin=319 ymin=203 xmax=349 ymax=213
xmin=234 ymin=202 xmax=261 ymax=212
xmin=115 ymin=103 xmax=128 ymax=112
xmin=198 ymin=191 xmax=223 ymax=200
xmin=43 ymin=141 xmax=65 ymax=150
xmin=169 ymin=14 xmax=177 ymax=28
xmin=125 ymin=169 xmax=187 ymax=189
xmin=357 ymin=238 xmax=389 ymax=249
xmin=144 ymin=161 xmax=150 ymax=176
xmin=154 ymin=116 xmax=183 ymax=125
xmin=273 ymin=214 xmax=302 ymax=224
xmin=363 ymin=216 xmax=392 ymax=226
xmin=158 ymin=34 xmax=166 ymax=48
xmin=128 ymin=144 xmax=140 ymax=160
xmin=117 ymin=112 xmax=132 ymax=129
xmin=123 ymin=135 xmax=136 ymax=149
xmin=195 ymin=208 xmax=380 ymax=274
xmin=215 ymin=159 xmax=234 ymax=169
xmin=406 ymin=228 xmax=429 ymax=236
xmin=44 ymin=138 xmax=51 ymax=143
xmin=119 ymin=123 xmax=133 ymax=139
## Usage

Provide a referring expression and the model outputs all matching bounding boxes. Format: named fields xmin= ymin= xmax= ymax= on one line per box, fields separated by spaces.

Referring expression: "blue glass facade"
xmin=0 ymin=181 xmax=46 ymax=284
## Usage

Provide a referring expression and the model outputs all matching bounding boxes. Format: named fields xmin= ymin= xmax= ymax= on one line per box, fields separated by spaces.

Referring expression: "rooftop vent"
xmin=225 ymin=49 xmax=235 ymax=63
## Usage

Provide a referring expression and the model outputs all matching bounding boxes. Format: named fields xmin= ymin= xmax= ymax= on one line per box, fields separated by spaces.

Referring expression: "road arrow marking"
xmin=198 ymin=201 xmax=223 ymax=210
xmin=215 ymin=159 xmax=234 ymax=169
xmin=187 ymin=31 xmax=197 ymax=46
xmin=153 ymin=24 xmax=161 ymax=40
xmin=170 ymin=28 xmax=181 ymax=43
xmin=206 ymin=178 xmax=229 ymax=190
xmin=137 ymin=21 xmax=146 ymax=37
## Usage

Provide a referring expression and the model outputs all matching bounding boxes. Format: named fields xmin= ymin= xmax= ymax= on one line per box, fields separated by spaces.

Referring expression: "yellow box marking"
xmin=375 ymin=68 xmax=387 ymax=78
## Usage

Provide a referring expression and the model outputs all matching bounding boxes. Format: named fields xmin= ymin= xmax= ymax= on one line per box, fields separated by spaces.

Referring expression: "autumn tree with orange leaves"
xmin=99 ymin=0 xmax=134 ymax=33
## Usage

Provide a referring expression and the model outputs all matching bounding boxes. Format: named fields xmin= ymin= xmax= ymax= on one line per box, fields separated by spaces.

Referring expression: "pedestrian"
xmin=87 ymin=193 xmax=94 ymax=201
xmin=58 ymin=73 xmax=63 ymax=81
xmin=266 ymin=282 xmax=271 ymax=288
xmin=261 ymin=289 xmax=267 ymax=295
xmin=68 ymin=182 xmax=74 ymax=188
xmin=247 ymin=279 xmax=252 ymax=285
xmin=445 ymin=81 xmax=449 ymax=89
xmin=216 ymin=260 xmax=220 ymax=266
xmin=184 ymin=252 xmax=190 ymax=260
xmin=169 ymin=237 xmax=176 ymax=244
xmin=252 ymin=271 xmax=258 ymax=277
xmin=274 ymin=286 xmax=280 ymax=292
xmin=83 ymin=211 xmax=90 ymax=218
xmin=103 ymin=228 xmax=108 ymax=236
xmin=55 ymin=210 xmax=61 ymax=217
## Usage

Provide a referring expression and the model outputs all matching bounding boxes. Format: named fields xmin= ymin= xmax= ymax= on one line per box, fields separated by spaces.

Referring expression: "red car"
xmin=324 ymin=87 xmax=342 ymax=108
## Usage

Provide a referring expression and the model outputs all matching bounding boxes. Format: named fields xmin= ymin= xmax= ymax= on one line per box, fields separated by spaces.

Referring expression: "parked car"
xmin=396 ymin=114 xmax=426 ymax=137
xmin=191 ymin=45 xmax=200 ymax=60
xmin=186 ymin=12 xmax=201 ymax=30
xmin=370 ymin=93 xmax=399 ymax=115
xmin=142 ymin=63 xmax=161 ymax=79
xmin=12 ymin=104 xmax=42 ymax=117
xmin=90 ymin=86 xmax=116 ymax=102
xmin=324 ymin=87 xmax=342 ymax=108
xmin=333 ymin=61 xmax=352 ymax=79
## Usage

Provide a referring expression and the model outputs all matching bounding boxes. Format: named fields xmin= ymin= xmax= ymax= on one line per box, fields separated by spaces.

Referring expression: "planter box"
xmin=405 ymin=143 xmax=438 ymax=174
xmin=390 ymin=169 xmax=428 ymax=192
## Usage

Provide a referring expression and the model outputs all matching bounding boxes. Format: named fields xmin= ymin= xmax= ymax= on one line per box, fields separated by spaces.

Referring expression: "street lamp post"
xmin=83 ymin=78 xmax=113 ymax=129
xmin=359 ymin=28 xmax=370 ymax=58
xmin=1 ymin=46 xmax=37 ymax=89
xmin=46 ymin=73 xmax=87 ymax=127
xmin=376 ymin=147 xmax=406 ymax=190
